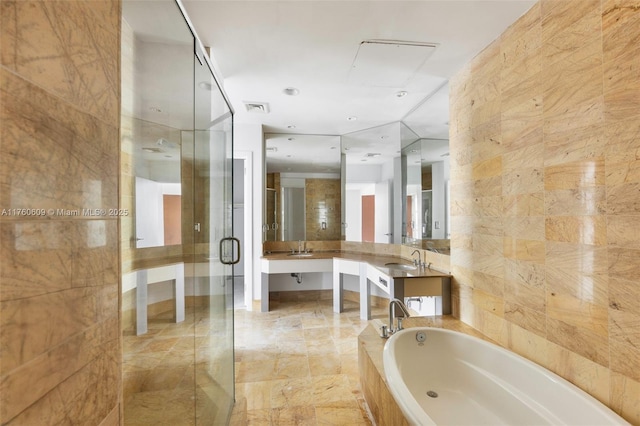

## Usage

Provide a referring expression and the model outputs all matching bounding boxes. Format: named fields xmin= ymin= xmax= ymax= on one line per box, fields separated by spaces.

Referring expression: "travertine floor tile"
xmin=124 ymin=298 xmax=376 ymax=425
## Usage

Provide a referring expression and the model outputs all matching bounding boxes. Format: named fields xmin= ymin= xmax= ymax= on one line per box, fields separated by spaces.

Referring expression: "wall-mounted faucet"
xmin=382 ymin=298 xmax=411 ymax=338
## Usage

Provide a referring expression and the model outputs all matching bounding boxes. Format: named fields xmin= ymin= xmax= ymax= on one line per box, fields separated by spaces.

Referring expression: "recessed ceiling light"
xmin=283 ymin=87 xmax=300 ymax=96
xmin=380 ymin=135 xmax=388 ymax=139
xmin=344 ymin=147 xmax=350 ymax=151
xmin=286 ymin=155 xmax=292 ymax=158
xmin=330 ymin=146 xmax=337 ymax=150
xmin=288 ymin=137 xmax=295 ymax=141
xmin=287 ymin=125 xmax=296 ymax=129
xmin=396 ymin=91 xmax=408 ymax=98
xmin=347 ymin=116 xmax=357 ymax=121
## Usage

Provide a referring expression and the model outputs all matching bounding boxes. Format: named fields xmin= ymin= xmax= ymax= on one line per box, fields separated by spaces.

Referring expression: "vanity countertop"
xmin=261 ymin=251 xmax=451 ymax=279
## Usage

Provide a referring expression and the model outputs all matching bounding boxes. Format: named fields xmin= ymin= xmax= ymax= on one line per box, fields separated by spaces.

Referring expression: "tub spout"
xmin=388 ymin=298 xmax=411 ymax=336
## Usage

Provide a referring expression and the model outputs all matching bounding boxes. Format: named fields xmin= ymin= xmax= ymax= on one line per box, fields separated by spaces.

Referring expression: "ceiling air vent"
xmin=243 ymin=101 xmax=270 ymax=114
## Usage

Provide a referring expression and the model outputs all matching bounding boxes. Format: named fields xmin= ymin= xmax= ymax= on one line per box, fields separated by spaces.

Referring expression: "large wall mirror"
xmin=122 ymin=18 xmax=194 ymax=249
xmin=264 ymin=134 xmax=341 ymax=242
xmin=342 ymin=122 xmax=418 ymax=244
xmin=401 ymin=83 xmax=450 ymax=253
xmin=264 ymin=82 xmax=451 ymax=253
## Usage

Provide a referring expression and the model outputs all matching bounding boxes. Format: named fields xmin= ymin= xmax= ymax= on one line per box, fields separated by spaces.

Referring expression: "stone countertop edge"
xmin=260 ymin=251 xmax=451 ymax=278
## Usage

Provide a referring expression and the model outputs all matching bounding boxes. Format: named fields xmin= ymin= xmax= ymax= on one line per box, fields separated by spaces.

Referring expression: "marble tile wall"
xmin=449 ymin=0 xmax=640 ymax=423
xmin=0 ymin=0 xmax=121 ymax=424
xmin=305 ymin=178 xmax=341 ymax=241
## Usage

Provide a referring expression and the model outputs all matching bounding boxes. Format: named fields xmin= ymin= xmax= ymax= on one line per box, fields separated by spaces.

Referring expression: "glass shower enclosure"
xmin=121 ymin=1 xmax=236 ymax=424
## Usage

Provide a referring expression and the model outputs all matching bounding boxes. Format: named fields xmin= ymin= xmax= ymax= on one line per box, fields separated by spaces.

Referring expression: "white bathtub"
xmin=383 ymin=327 xmax=629 ymax=426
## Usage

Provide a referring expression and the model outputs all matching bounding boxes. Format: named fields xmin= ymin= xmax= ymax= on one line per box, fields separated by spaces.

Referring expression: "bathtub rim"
xmin=382 ymin=326 xmax=630 ymax=426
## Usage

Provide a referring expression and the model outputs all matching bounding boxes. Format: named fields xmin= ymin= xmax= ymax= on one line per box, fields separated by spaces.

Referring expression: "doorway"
xmin=362 ymin=195 xmax=375 ymax=243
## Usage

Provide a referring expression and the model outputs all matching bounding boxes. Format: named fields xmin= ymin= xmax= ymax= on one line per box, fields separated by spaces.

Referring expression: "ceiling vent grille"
xmin=243 ymin=101 xmax=270 ymax=114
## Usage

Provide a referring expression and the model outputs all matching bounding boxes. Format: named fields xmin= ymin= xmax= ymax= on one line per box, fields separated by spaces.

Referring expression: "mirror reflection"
xmin=401 ymin=82 xmax=451 ymax=253
xmin=402 ymin=138 xmax=450 ymax=250
xmin=264 ymin=134 xmax=341 ymax=242
xmin=132 ymin=121 xmax=183 ymax=248
xmin=342 ymin=122 xmax=418 ymax=244
xmin=125 ymin=23 xmax=193 ymax=249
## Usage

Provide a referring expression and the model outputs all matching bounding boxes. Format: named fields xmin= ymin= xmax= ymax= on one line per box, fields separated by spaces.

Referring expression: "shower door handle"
xmin=219 ymin=237 xmax=240 ymax=265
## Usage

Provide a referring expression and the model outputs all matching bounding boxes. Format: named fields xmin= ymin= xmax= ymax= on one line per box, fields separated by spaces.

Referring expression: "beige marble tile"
xmin=504 ymin=301 xmax=547 ymax=337
xmin=472 ymin=270 xmax=504 ymax=298
xmin=503 ymin=216 xmax=545 ymax=240
xmin=1 ymin=1 xmax=120 ymax=125
xmin=545 ymin=187 xmax=607 ymax=216
xmin=503 ymin=143 xmax=544 ymax=171
xmin=472 ymin=288 xmax=504 ymax=317
xmin=547 ymin=340 xmax=611 ymax=405
xmin=543 ymin=39 xmax=603 ymax=117
xmin=547 ymin=317 xmax=609 ymax=367
xmin=544 ymin=158 xmax=606 ymax=191
xmin=610 ymin=372 xmax=640 ymax=425
xmin=501 ymin=98 xmax=543 ymax=152
xmin=543 ymin=0 xmax=602 ymax=65
xmin=609 ymin=274 xmax=640 ymax=382
xmin=503 ymin=167 xmax=544 ymax=196
xmin=271 ymin=405 xmax=316 ymax=425
xmin=238 ymin=381 xmax=272 ymax=411
xmin=470 ymin=120 xmax=503 ymax=163
xmin=603 ymin=51 xmax=640 ymax=117
xmin=316 ymin=400 xmax=371 ymax=425
xmin=1 ymin=287 xmax=118 ymax=373
xmin=472 ymin=156 xmax=502 ymax=180
xmin=1 ymin=69 xmax=119 ymax=214
xmin=543 ymin=98 xmax=605 ymax=167
xmin=506 ymin=322 xmax=548 ymax=366
xmin=504 ymin=259 xmax=546 ymax=311
xmin=275 ymin=356 xmax=311 ymax=380
xmin=545 ymin=215 xmax=607 ymax=245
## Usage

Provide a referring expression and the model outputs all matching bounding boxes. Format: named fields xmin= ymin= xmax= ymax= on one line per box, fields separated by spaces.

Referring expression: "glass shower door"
xmin=193 ymin=43 xmax=236 ymax=424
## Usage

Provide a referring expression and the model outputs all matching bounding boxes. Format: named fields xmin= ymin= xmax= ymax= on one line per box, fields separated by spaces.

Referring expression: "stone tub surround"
xmin=358 ymin=316 xmax=495 ymax=426
xmin=449 ymin=1 xmax=640 ymax=423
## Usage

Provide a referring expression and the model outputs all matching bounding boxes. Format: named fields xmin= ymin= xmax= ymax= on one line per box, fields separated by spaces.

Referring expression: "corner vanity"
xmin=260 ymin=250 xmax=451 ymax=318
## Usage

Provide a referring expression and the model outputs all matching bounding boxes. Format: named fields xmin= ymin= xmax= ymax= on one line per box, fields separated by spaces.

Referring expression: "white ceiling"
xmin=183 ymin=0 xmax=536 ymax=138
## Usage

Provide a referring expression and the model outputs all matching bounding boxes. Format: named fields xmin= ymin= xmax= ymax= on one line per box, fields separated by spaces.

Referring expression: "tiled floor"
xmin=230 ymin=293 xmax=387 ymax=425
xmin=122 ymin=291 xmax=385 ymax=425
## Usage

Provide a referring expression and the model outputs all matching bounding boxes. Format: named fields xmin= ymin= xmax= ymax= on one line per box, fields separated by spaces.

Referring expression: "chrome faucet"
xmin=298 ymin=240 xmax=305 ymax=253
xmin=411 ymin=249 xmax=421 ymax=267
xmin=386 ymin=298 xmax=411 ymax=336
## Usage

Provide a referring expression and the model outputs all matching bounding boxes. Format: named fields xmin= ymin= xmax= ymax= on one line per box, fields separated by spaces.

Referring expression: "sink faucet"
xmin=411 ymin=249 xmax=421 ymax=267
xmin=298 ymin=240 xmax=305 ymax=254
xmin=386 ymin=298 xmax=411 ymax=336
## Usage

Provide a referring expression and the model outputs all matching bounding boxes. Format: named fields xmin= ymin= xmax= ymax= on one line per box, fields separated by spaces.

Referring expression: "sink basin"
xmin=384 ymin=262 xmax=417 ymax=271
xmin=288 ymin=253 xmax=313 ymax=258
